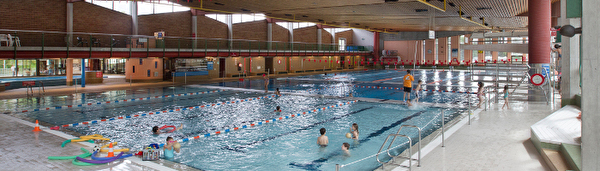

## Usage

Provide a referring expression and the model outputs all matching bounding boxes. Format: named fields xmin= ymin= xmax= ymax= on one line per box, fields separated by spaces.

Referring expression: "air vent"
xmin=415 ymin=9 xmax=428 ymax=12
xmin=385 ymin=0 xmax=399 ymax=2
xmin=457 ymin=11 xmax=464 ymax=15
xmin=302 ymin=15 xmax=308 ymax=17
xmin=479 ymin=17 xmax=484 ymax=20
xmin=476 ymin=7 xmax=492 ymax=10
xmin=284 ymin=14 xmax=292 ymax=16
xmin=484 ymin=23 xmax=489 ymax=26
xmin=241 ymin=8 xmax=250 ymax=12
xmin=214 ymin=2 xmax=224 ymax=5
xmin=448 ymin=2 xmax=456 ymax=7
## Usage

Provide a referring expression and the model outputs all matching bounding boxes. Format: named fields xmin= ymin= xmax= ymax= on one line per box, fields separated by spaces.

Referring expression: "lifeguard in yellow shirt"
xmin=403 ymin=70 xmax=414 ymax=102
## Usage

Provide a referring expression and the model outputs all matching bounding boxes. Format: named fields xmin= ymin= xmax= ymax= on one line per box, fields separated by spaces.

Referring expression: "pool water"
xmin=3 ymin=69 xmax=474 ymax=171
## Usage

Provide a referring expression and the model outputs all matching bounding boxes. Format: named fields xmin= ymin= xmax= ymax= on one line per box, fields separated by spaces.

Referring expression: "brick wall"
xmin=0 ymin=0 xmax=66 ymax=47
xmin=322 ymin=30 xmax=333 ymax=44
xmin=138 ymin=11 xmax=192 ymax=48
xmin=335 ymin=30 xmax=354 ymax=46
xmin=232 ymin=20 xmax=267 ymax=41
xmin=73 ymin=1 xmax=132 ymax=48
xmin=293 ymin=26 xmax=317 ymax=43
xmin=197 ymin=16 xmax=228 ymax=49
xmin=272 ymin=24 xmax=289 ymax=43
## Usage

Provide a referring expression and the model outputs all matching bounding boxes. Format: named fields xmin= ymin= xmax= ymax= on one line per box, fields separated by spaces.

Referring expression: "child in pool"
xmin=152 ymin=124 xmax=183 ymax=135
xmin=317 ymin=128 xmax=329 ymax=146
xmin=414 ymin=80 xmax=423 ymax=103
xmin=164 ymin=137 xmax=180 ymax=158
xmin=350 ymin=123 xmax=359 ymax=140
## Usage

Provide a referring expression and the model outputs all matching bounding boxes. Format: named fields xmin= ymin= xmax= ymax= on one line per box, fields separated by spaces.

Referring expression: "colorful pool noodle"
xmin=90 ymin=151 xmax=132 ymax=160
xmin=96 ymin=142 xmax=130 ymax=153
xmin=160 ymin=125 xmax=176 ymax=133
xmin=61 ymin=139 xmax=95 ymax=148
xmin=76 ymin=152 xmax=124 ymax=164
xmin=72 ymin=159 xmax=101 ymax=166
xmin=48 ymin=148 xmax=92 ymax=160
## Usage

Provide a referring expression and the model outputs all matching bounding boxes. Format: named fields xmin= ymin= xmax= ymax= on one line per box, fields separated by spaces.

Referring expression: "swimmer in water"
xmin=275 ymin=88 xmax=281 ymax=96
xmin=350 ymin=123 xmax=359 ymax=140
xmin=317 ymin=128 xmax=329 ymax=146
xmin=152 ymin=124 xmax=183 ymax=135
xmin=275 ymin=106 xmax=281 ymax=112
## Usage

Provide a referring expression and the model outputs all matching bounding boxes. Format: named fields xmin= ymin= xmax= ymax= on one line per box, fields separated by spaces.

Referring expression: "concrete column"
xmin=66 ymin=1 xmax=73 ymax=46
xmin=451 ymin=35 xmax=460 ymax=64
xmin=492 ymin=38 xmax=499 ymax=62
xmin=373 ymin=32 xmax=379 ymax=63
xmin=192 ymin=16 xmax=197 ymax=48
xmin=227 ymin=14 xmax=232 ymax=48
xmin=425 ymin=39 xmax=436 ymax=64
xmin=66 ymin=59 xmax=73 ymax=85
xmin=528 ymin=0 xmax=551 ymax=64
xmin=288 ymin=23 xmax=294 ymax=50
xmin=131 ymin=2 xmax=138 ymax=35
xmin=478 ymin=38 xmax=484 ymax=62
xmin=81 ymin=59 xmax=85 ymax=87
xmin=506 ymin=37 xmax=512 ymax=61
xmin=438 ymin=37 xmax=448 ymax=64
xmin=267 ymin=22 xmax=273 ymax=50
xmin=463 ymin=35 xmax=472 ymax=63
xmin=317 ymin=28 xmax=322 ymax=50
xmin=560 ymin=0 xmax=581 ymax=106
xmin=581 ymin=0 xmax=600 ymax=169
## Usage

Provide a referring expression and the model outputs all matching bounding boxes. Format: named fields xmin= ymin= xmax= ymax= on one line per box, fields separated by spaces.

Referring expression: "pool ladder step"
xmin=375 ymin=125 xmax=422 ymax=171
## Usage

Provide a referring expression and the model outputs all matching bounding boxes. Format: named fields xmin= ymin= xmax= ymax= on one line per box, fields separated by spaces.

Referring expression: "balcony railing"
xmin=0 ymin=29 xmax=373 ymax=58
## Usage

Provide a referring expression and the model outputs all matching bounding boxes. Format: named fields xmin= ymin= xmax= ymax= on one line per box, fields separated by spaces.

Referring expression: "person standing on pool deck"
xmin=502 ymin=85 xmax=510 ymax=110
xmin=476 ymin=82 xmax=485 ymax=108
xmin=403 ymin=70 xmax=414 ymax=102
xmin=263 ymin=74 xmax=270 ymax=92
xmin=317 ymin=128 xmax=329 ymax=146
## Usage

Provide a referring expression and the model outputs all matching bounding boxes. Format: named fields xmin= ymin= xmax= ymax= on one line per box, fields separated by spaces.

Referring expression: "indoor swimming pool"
xmin=1 ymin=69 xmax=474 ymax=171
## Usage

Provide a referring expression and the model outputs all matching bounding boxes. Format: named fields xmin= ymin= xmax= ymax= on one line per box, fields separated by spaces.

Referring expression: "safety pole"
xmin=441 ymin=109 xmax=445 ymax=147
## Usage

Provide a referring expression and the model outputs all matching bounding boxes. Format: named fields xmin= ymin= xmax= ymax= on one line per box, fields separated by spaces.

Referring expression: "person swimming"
xmin=350 ymin=123 xmax=359 ymax=140
xmin=152 ymin=124 xmax=183 ymax=135
xmin=274 ymin=106 xmax=281 ymax=112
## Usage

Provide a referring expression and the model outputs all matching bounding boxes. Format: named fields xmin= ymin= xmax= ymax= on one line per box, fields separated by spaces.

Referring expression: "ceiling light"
xmin=479 ymin=17 xmax=484 ymax=20
xmin=284 ymin=14 xmax=292 ymax=16
xmin=415 ymin=9 xmax=428 ymax=12
xmin=241 ymin=8 xmax=250 ymax=12
xmin=214 ymin=2 xmax=224 ymax=5
xmin=385 ymin=0 xmax=399 ymax=2
xmin=484 ymin=23 xmax=489 ymax=26
xmin=457 ymin=11 xmax=464 ymax=15
xmin=302 ymin=15 xmax=308 ymax=17
xmin=476 ymin=7 xmax=492 ymax=10
xmin=448 ymin=2 xmax=456 ymax=7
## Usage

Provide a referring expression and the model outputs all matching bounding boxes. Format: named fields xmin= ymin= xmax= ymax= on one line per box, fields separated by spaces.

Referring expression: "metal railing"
xmin=0 ymin=29 xmax=373 ymax=58
xmin=376 ymin=134 xmax=413 ymax=171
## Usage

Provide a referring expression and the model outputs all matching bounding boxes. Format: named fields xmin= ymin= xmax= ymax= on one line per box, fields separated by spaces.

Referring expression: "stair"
xmin=560 ymin=144 xmax=581 ymax=171
xmin=541 ymin=148 xmax=571 ymax=171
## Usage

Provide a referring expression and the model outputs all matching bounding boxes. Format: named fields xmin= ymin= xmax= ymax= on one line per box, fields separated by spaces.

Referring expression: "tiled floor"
xmin=392 ymin=100 xmax=560 ymax=171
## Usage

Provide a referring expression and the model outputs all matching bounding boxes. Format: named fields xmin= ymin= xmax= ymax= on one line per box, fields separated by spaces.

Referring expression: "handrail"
xmin=376 ymin=134 xmax=412 ymax=171
xmin=387 ymin=125 xmax=422 ymax=167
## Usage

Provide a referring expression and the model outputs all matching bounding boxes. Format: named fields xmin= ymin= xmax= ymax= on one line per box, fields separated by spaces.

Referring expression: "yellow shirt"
xmin=403 ymin=74 xmax=414 ymax=87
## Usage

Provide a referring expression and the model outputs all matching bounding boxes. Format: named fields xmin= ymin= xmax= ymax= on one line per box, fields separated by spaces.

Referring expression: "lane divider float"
xmin=52 ymin=94 xmax=282 ymax=129
xmin=17 ymin=89 xmax=226 ymax=113
xmin=166 ymin=100 xmax=358 ymax=146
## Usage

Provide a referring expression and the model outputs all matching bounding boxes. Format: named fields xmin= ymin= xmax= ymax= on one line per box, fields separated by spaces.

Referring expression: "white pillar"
xmin=192 ymin=15 xmax=198 ymax=48
xmin=227 ymin=14 xmax=233 ymax=48
xmin=317 ymin=28 xmax=322 ymax=50
xmin=288 ymin=23 xmax=294 ymax=50
xmin=131 ymin=2 xmax=138 ymax=35
xmin=582 ymin=0 xmax=600 ymax=169
xmin=267 ymin=22 xmax=273 ymax=50
xmin=66 ymin=2 xmax=73 ymax=46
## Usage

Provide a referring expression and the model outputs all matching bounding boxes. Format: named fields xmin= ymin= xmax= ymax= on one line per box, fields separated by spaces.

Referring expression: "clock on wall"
xmin=427 ymin=49 xmax=432 ymax=54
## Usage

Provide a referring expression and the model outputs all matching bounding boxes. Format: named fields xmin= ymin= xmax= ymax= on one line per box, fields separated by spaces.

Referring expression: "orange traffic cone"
xmin=107 ymin=142 xmax=114 ymax=157
xmin=33 ymin=120 xmax=42 ymax=132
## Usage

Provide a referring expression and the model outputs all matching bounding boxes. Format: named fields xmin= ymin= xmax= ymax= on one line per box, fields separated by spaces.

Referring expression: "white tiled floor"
xmin=395 ymin=100 xmax=560 ymax=171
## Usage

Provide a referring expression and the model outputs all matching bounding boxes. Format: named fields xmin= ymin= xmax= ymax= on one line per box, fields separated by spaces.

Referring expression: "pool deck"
xmin=386 ymin=99 xmax=560 ymax=171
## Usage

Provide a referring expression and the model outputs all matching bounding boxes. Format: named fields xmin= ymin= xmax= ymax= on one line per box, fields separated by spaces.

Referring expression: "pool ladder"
xmin=26 ymin=81 xmax=45 ymax=97
xmin=375 ymin=125 xmax=422 ymax=171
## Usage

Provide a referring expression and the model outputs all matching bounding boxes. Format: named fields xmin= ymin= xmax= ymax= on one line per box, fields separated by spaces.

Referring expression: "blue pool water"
xmin=3 ymin=69 xmax=474 ymax=171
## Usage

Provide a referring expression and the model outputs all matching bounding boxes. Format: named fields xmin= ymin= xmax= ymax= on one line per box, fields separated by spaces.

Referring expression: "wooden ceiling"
xmin=170 ymin=0 xmax=539 ymax=32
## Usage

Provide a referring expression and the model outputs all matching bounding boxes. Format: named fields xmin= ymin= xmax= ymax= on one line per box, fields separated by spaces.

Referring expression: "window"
xmin=132 ymin=66 xmax=135 ymax=73
xmin=84 ymin=0 xmax=189 ymax=16
xmin=147 ymin=70 xmax=151 ymax=77
xmin=206 ymin=13 xmax=266 ymax=24
xmin=155 ymin=61 xmax=158 ymax=68
xmin=139 ymin=59 xmax=143 ymax=65
xmin=338 ymin=38 xmax=346 ymax=51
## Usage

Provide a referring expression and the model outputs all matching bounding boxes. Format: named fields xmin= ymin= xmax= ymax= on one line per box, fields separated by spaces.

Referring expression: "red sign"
xmin=230 ymin=52 xmax=238 ymax=57
xmin=96 ymin=72 xmax=103 ymax=78
xmin=22 ymin=81 xmax=35 ymax=86
xmin=530 ymin=73 xmax=545 ymax=86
